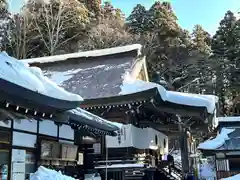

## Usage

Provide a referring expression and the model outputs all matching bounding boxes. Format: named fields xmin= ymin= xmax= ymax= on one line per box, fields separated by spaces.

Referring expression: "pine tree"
xmin=192 ymin=25 xmax=211 ymax=54
xmin=127 ymin=4 xmax=148 ymax=34
xmin=211 ymin=11 xmax=237 ymax=115
xmin=212 ymin=11 xmax=237 ymax=59
xmin=81 ymin=0 xmax=101 ymax=18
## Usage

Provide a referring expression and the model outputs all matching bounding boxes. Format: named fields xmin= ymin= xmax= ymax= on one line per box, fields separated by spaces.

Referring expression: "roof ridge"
xmin=22 ymin=44 xmax=142 ymax=65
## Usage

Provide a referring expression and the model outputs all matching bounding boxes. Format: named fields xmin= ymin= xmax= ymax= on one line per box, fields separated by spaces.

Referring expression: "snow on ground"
xmin=30 ymin=166 xmax=75 ymax=180
xmin=198 ymin=128 xmax=235 ymax=150
xmin=199 ymin=162 xmax=216 ymax=180
xmin=0 ymin=52 xmax=83 ymax=101
xmin=22 ymin=44 xmax=142 ymax=64
xmin=170 ymin=150 xmax=182 ymax=166
xmin=120 ymin=75 xmax=218 ymax=114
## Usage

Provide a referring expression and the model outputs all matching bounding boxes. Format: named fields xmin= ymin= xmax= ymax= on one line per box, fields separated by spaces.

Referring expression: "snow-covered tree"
xmin=0 ymin=0 xmax=13 ymax=51
xmin=22 ymin=0 xmax=90 ymax=56
xmin=79 ymin=17 xmax=139 ymax=50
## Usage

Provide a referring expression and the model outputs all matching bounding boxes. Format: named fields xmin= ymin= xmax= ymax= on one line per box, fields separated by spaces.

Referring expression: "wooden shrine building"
xmin=0 ymin=52 xmax=119 ymax=180
xmin=198 ymin=116 xmax=240 ymax=179
xmin=23 ymin=44 xmax=218 ymax=178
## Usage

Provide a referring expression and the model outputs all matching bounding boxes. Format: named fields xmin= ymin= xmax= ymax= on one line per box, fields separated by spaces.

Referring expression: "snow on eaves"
xmin=197 ymin=128 xmax=235 ymax=150
xmin=120 ymin=76 xmax=218 ymax=114
xmin=22 ymin=44 xmax=142 ymax=64
xmin=0 ymin=52 xmax=83 ymax=101
xmin=217 ymin=116 xmax=240 ymax=122
xmin=68 ymin=107 xmax=121 ymax=129
xmin=222 ymin=173 xmax=240 ymax=180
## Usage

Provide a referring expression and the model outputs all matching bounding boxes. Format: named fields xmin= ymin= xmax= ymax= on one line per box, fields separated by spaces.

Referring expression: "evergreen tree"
xmin=127 ymin=4 xmax=148 ymax=34
xmin=211 ymin=11 xmax=237 ymax=115
xmin=212 ymin=11 xmax=237 ymax=59
xmin=192 ymin=25 xmax=211 ymax=54
xmin=81 ymin=0 xmax=101 ymax=18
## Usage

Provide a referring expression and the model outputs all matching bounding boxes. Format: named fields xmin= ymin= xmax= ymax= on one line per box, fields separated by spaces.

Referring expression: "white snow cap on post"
xmin=0 ymin=52 xmax=83 ymax=101
xmin=120 ymin=75 xmax=218 ymax=114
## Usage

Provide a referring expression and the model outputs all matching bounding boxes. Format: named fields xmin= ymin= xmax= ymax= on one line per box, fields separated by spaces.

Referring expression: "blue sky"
xmin=9 ymin=0 xmax=240 ymax=35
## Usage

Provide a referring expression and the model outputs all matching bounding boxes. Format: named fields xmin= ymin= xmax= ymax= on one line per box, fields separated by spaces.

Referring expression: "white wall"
xmin=12 ymin=132 xmax=36 ymax=148
xmin=106 ymin=124 xmax=133 ymax=148
xmin=106 ymin=124 xmax=168 ymax=153
xmin=59 ymin=124 xmax=74 ymax=140
xmin=39 ymin=120 xmax=58 ymax=137
xmin=13 ymin=119 xmax=37 ymax=133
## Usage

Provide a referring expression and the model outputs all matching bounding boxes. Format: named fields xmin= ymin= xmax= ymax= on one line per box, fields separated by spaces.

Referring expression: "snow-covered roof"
xmin=0 ymin=52 xmax=83 ymax=102
xmin=25 ymin=51 xmax=143 ymax=99
xmin=120 ymin=77 xmax=218 ymax=114
xmin=68 ymin=107 xmax=121 ymax=131
xmin=197 ymin=128 xmax=235 ymax=150
xmin=222 ymin=173 xmax=240 ymax=180
xmin=0 ymin=52 xmax=120 ymax=134
xmin=22 ymin=44 xmax=142 ymax=64
xmin=217 ymin=116 xmax=240 ymax=122
xmin=95 ymin=163 xmax=145 ymax=169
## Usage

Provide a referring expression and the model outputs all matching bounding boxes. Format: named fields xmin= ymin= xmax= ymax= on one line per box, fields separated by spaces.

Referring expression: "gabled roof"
xmin=198 ymin=128 xmax=240 ymax=151
xmin=23 ymin=44 xmax=142 ymax=65
xmin=0 ymin=53 xmax=120 ymax=136
xmin=22 ymin=44 xmax=144 ymax=99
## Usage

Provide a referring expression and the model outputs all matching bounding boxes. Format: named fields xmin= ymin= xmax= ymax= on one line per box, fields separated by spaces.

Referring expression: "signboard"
xmin=12 ymin=149 xmax=26 ymax=162
xmin=61 ymin=143 xmax=78 ymax=160
xmin=40 ymin=141 xmax=60 ymax=159
xmin=93 ymin=143 xmax=101 ymax=154
xmin=77 ymin=153 xmax=84 ymax=165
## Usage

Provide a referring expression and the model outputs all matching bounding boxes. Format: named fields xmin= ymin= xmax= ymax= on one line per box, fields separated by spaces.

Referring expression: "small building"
xmin=0 ymin=52 xmax=119 ymax=180
xmin=198 ymin=116 xmax=240 ymax=179
xmin=23 ymin=44 xmax=218 ymax=179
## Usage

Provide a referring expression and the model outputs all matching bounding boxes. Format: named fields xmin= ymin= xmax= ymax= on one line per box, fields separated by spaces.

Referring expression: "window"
xmin=0 ymin=130 xmax=11 ymax=144
xmin=12 ymin=132 xmax=36 ymax=148
xmin=0 ymin=150 xmax=9 ymax=180
xmin=164 ymin=139 xmax=166 ymax=148
xmin=25 ymin=151 xmax=36 ymax=179
xmin=229 ymin=159 xmax=240 ymax=171
xmin=155 ymin=135 xmax=158 ymax=145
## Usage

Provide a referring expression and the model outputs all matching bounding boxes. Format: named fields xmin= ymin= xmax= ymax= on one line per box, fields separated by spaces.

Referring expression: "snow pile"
xmin=198 ymin=128 xmax=235 ymax=150
xmin=30 ymin=166 xmax=75 ymax=180
xmin=170 ymin=150 xmax=181 ymax=166
xmin=199 ymin=163 xmax=216 ymax=180
xmin=23 ymin=44 xmax=142 ymax=64
xmin=222 ymin=173 xmax=240 ymax=180
xmin=0 ymin=52 xmax=83 ymax=101
xmin=120 ymin=76 xmax=218 ymax=114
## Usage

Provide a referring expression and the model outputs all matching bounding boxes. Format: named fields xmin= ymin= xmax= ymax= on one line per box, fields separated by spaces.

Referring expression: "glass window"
xmin=0 ymin=150 xmax=9 ymax=180
xmin=0 ymin=130 xmax=11 ymax=144
xmin=229 ymin=159 xmax=240 ymax=171
xmin=25 ymin=151 xmax=36 ymax=179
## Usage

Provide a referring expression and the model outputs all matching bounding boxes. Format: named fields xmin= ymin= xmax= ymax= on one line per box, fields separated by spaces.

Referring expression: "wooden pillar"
xmin=177 ymin=115 xmax=190 ymax=176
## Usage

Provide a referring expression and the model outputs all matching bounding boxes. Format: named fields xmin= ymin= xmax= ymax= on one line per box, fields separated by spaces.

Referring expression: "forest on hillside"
xmin=1 ymin=0 xmax=240 ymax=115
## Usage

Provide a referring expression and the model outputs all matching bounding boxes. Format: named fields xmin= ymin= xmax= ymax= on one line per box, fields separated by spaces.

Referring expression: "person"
xmin=167 ymin=154 xmax=174 ymax=166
